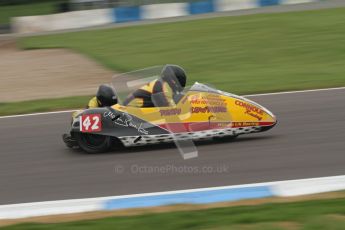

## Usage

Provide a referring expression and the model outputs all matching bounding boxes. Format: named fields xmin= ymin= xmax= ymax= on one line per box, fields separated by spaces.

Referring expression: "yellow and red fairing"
xmin=111 ymin=89 xmax=276 ymax=134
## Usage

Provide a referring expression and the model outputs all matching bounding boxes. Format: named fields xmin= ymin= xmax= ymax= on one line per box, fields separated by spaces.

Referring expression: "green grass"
xmin=20 ymin=7 xmax=345 ymax=96
xmin=0 ymin=2 xmax=58 ymax=24
xmin=0 ymin=95 xmax=91 ymax=116
xmin=3 ymin=7 xmax=345 ymax=116
xmin=2 ymin=196 xmax=345 ymax=230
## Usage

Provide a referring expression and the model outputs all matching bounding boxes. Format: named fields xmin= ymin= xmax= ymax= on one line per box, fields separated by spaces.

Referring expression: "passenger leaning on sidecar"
xmin=62 ymin=84 xmax=117 ymax=148
xmin=87 ymin=84 xmax=118 ymax=108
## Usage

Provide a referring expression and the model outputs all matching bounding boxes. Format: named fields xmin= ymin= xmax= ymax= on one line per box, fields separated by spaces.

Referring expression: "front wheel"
xmin=74 ymin=132 xmax=112 ymax=153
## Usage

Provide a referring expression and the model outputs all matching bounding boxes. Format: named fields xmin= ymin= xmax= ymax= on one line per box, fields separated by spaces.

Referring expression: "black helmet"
xmin=161 ymin=65 xmax=187 ymax=91
xmin=96 ymin=84 xmax=117 ymax=107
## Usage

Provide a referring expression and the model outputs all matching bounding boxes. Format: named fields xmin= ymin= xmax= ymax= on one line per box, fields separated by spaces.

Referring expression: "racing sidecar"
xmin=63 ymin=66 xmax=277 ymax=153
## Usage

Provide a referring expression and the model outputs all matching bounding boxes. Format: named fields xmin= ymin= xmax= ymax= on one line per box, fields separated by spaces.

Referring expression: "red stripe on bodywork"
xmin=159 ymin=121 xmax=275 ymax=133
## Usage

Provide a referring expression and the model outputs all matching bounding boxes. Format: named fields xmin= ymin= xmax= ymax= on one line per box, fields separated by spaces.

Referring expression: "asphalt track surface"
xmin=0 ymin=89 xmax=345 ymax=205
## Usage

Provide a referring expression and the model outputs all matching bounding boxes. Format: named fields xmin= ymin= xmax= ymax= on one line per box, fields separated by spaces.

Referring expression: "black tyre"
xmin=74 ymin=132 xmax=112 ymax=153
xmin=213 ymin=135 xmax=238 ymax=142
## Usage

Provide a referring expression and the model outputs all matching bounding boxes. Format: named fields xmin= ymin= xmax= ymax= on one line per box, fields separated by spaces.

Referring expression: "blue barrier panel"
xmin=259 ymin=0 xmax=280 ymax=7
xmin=104 ymin=186 xmax=273 ymax=210
xmin=113 ymin=6 xmax=141 ymax=23
xmin=189 ymin=0 xmax=215 ymax=15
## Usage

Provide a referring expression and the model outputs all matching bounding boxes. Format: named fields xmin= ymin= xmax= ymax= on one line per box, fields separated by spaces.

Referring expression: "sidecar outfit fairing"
xmin=64 ymin=66 xmax=277 ymax=153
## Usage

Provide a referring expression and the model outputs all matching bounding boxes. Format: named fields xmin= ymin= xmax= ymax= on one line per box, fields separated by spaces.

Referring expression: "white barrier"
xmin=141 ymin=3 xmax=188 ymax=20
xmin=12 ymin=15 xmax=52 ymax=34
xmin=0 ymin=175 xmax=344 ymax=220
xmin=50 ymin=9 xmax=112 ymax=31
xmin=0 ymin=198 xmax=104 ymax=219
xmin=272 ymin=175 xmax=345 ymax=196
xmin=13 ymin=9 xmax=113 ymax=34
xmin=215 ymin=0 xmax=258 ymax=12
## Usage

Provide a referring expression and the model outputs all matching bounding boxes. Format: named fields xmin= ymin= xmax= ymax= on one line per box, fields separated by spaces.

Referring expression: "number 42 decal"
xmin=80 ymin=114 xmax=102 ymax=132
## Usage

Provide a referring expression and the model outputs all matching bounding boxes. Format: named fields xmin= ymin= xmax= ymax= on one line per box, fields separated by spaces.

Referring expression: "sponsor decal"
xmin=232 ymin=122 xmax=259 ymax=127
xmin=191 ymin=106 xmax=227 ymax=113
xmin=235 ymin=100 xmax=263 ymax=120
xmin=245 ymin=111 xmax=262 ymax=121
xmin=235 ymin=100 xmax=264 ymax=115
xmin=80 ymin=114 xmax=102 ymax=132
xmin=190 ymin=94 xmax=227 ymax=106
xmin=159 ymin=108 xmax=181 ymax=116
xmin=104 ymin=111 xmax=148 ymax=134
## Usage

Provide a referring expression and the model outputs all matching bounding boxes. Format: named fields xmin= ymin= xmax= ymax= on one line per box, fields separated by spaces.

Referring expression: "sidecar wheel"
xmin=74 ymin=132 xmax=112 ymax=153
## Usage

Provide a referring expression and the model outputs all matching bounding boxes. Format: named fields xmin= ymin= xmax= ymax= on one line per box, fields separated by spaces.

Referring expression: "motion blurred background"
xmin=1 ymin=0 xmax=345 ymax=115
xmin=0 ymin=0 xmax=345 ymax=229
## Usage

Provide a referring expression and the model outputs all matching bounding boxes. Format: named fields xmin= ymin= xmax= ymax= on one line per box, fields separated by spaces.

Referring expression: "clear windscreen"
xmin=112 ymin=65 xmax=185 ymax=106
xmin=111 ymin=65 xmax=164 ymax=106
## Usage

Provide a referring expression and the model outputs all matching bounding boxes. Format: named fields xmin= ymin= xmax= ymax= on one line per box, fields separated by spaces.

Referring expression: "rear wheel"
xmin=74 ymin=132 xmax=112 ymax=153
